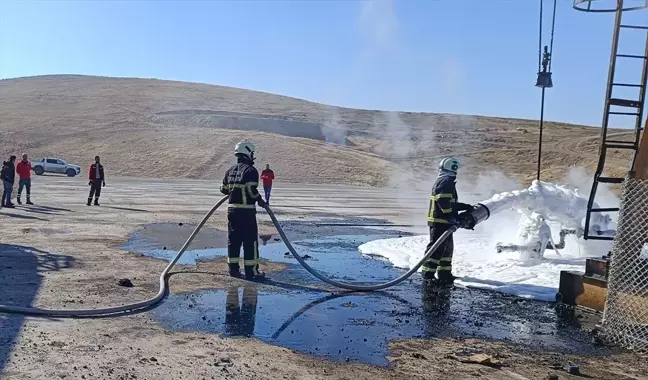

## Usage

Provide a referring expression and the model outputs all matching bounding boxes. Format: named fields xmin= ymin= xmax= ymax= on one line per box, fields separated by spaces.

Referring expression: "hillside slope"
xmin=0 ymin=75 xmax=632 ymax=187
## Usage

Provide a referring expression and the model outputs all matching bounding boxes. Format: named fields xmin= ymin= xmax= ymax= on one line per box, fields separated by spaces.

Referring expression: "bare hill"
xmin=0 ymin=75 xmax=632 ymax=187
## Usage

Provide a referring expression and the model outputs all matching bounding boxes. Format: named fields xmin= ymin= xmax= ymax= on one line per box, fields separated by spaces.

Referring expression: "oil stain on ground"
xmin=127 ymin=227 xmax=604 ymax=366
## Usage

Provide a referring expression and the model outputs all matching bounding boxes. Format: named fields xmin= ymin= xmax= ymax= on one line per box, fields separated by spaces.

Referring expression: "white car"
xmin=32 ymin=157 xmax=81 ymax=177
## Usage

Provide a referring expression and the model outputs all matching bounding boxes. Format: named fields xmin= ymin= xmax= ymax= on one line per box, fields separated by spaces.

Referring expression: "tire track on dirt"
xmin=553 ymin=131 xmax=635 ymax=167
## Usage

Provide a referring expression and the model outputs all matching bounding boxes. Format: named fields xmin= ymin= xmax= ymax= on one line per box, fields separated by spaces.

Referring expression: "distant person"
xmin=87 ymin=156 xmax=105 ymax=206
xmin=260 ymin=164 xmax=275 ymax=204
xmin=1 ymin=155 xmax=16 ymax=208
xmin=422 ymin=157 xmax=474 ymax=285
xmin=16 ymin=153 xmax=33 ymax=205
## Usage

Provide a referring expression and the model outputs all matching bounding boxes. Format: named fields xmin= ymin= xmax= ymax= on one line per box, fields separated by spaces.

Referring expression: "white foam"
xmin=358 ymin=230 xmax=608 ymax=301
xmin=481 ymin=180 xmax=613 ymax=234
xmin=359 ymin=180 xmax=617 ymax=301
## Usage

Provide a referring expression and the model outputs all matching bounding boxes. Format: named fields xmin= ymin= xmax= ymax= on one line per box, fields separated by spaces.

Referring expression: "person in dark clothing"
xmin=260 ymin=164 xmax=275 ymax=204
xmin=87 ymin=156 xmax=105 ymax=206
xmin=1 ymin=155 xmax=17 ymax=208
xmin=422 ymin=157 xmax=473 ymax=285
xmin=220 ymin=140 xmax=267 ymax=281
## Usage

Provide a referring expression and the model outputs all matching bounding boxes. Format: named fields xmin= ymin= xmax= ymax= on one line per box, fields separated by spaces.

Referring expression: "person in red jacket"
xmin=87 ymin=156 xmax=105 ymax=206
xmin=260 ymin=164 xmax=275 ymax=204
xmin=16 ymin=153 xmax=33 ymax=205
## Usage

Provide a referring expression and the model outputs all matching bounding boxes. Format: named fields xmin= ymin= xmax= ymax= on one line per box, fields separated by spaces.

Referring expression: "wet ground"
xmin=124 ymin=224 xmax=607 ymax=367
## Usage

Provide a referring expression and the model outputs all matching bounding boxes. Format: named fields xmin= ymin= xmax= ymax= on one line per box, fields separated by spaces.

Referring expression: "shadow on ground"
xmin=0 ymin=212 xmax=49 ymax=221
xmin=0 ymin=244 xmax=75 ymax=373
xmin=21 ymin=205 xmax=73 ymax=216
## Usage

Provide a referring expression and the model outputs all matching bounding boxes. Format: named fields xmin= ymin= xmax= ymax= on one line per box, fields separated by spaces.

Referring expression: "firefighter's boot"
xmin=422 ymin=272 xmax=438 ymax=286
xmin=16 ymin=196 xmax=21 ymax=205
xmin=228 ymin=263 xmax=241 ymax=278
xmin=437 ymin=271 xmax=456 ymax=286
xmin=245 ymin=267 xmax=266 ymax=282
xmin=26 ymin=197 xmax=33 ymax=205
xmin=422 ymin=270 xmax=437 ymax=281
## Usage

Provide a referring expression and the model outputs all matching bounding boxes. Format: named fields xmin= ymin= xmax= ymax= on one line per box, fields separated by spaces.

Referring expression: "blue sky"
xmin=1 ymin=0 xmax=646 ymax=126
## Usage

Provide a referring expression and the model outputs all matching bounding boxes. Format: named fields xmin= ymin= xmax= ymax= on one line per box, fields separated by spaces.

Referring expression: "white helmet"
xmin=439 ymin=157 xmax=461 ymax=174
xmin=234 ymin=139 xmax=256 ymax=160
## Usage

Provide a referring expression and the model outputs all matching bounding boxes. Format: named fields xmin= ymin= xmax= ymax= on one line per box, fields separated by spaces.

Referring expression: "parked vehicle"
xmin=32 ymin=157 xmax=81 ymax=177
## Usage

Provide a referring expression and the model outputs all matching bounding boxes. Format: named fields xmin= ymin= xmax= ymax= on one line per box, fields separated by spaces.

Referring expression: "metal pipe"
xmin=537 ymin=87 xmax=546 ymax=180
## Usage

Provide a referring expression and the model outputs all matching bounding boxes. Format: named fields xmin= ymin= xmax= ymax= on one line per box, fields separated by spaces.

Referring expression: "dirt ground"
xmin=1 ymin=176 xmax=647 ymax=380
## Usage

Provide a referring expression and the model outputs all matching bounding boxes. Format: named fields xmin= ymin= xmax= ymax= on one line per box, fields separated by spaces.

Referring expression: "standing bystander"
xmin=16 ymin=153 xmax=33 ymax=205
xmin=1 ymin=155 xmax=16 ymax=208
xmin=87 ymin=156 xmax=105 ymax=206
xmin=260 ymin=164 xmax=275 ymax=205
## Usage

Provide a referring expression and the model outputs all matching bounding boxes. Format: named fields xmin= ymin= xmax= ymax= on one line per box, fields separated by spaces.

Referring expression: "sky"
xmin=1 ymin=0 xmax=647 ymax=127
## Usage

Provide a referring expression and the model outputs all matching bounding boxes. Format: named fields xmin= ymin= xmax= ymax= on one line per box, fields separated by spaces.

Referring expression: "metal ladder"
xmin=584 ymin=7 xmax=648 ymax=240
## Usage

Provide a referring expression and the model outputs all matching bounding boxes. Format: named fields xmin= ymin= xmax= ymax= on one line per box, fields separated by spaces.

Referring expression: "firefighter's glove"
xmin=88 ymin=180 xmax=92 ymax=186
xmin=257 ymin=198 xmax=268 ymax=209
xmin=455 ymin=212 xmax=473 ymax=230
xmin=102 ymin=181 xmax=106 ymax=187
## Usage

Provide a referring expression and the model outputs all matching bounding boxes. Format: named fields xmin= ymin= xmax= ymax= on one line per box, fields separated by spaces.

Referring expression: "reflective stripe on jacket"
xmin=427 ymin=173 xmax=459 ymax=225
xmin=220 ymin=159 xmax=262 ymax=210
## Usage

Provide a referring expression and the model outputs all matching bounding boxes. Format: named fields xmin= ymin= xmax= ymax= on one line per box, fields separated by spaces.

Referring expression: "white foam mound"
xmin=359 ymin=231 xmax=599 ymax=301
xmin=359 ymin=180 xmax=616 ymax=301
xmin=481 ymin=180 xmax=612 ymax=233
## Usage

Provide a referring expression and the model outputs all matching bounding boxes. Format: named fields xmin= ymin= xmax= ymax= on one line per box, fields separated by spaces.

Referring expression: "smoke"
xmin=319 ymin=0 xmax=401 ymax=149
xmin=440 ymin=56 xmax=466 ymax=98
xmin=321 ymin=106 xmax=348 ymax=145
xmin=563 ymin=166 xmax=619 ymax=210
xmin=357 ymin=0 xmax=399 ymax=54
xmin=563 ymin=166 xmax=618 ymax=255
xmin=458 ymin=171 xmax=525 ymax=250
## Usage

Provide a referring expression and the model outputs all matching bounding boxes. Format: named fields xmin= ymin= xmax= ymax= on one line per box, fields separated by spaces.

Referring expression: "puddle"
xmin=123 ymin=222 xmax=229 ymax=253
xmin=124 ymin=228 xmax=603 ymax=366
xmin=152 ymin=283 xmax=600 ymax=366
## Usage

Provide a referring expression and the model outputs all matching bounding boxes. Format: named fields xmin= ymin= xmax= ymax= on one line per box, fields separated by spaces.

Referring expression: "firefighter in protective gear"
xmin=220 ymin=140 xmax=268 ymax=281
xmin=422 ymin=157 xmax=473 ymax=285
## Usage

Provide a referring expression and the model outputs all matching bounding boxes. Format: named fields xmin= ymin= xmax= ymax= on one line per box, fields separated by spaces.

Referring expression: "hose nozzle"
xmin=456 ymin=204 xmax=491 ymax=230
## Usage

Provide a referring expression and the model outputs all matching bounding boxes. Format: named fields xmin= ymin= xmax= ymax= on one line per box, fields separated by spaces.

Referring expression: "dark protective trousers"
xmin=88 ymin=180 xmax=102 ymax=203
xmin=227 ymin=209 xmax=260 ymax=275
xmin=422 ymin=224 xmax=455 ymax=278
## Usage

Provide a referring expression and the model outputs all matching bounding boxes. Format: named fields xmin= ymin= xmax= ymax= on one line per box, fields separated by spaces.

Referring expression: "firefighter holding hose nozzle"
xmin=422 ymin=157 xmax=474 ymax=285
xmin=220 ymin=140 xmax=268 ymax=281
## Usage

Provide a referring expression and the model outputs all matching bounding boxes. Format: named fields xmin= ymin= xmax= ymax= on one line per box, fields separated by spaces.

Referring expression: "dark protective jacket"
xmin=1 ymin=161 xmax=15 ymax=183
xmin=89 ymin=163 xmax=105 ymax=181
xmin=427 ymin=171 xmax=472 ymax=226
xmin=220 ymin=157 xmax=262 ymax=210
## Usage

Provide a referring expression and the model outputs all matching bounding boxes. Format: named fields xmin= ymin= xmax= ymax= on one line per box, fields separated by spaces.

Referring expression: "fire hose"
xmin=0 ymin=196 xmax=491 ymax=318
